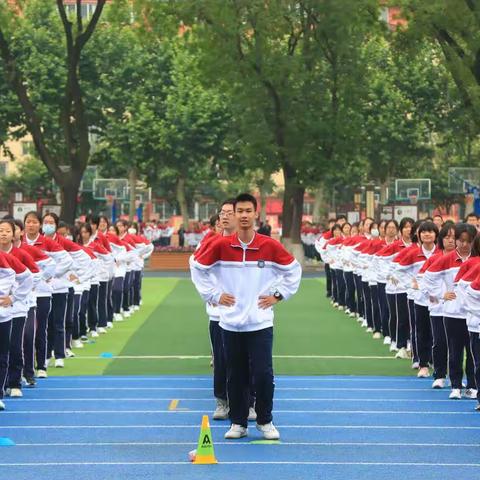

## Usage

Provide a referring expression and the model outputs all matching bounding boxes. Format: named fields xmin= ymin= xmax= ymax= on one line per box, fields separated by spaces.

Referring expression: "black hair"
xmin=24 ymin=211 xmax=41 ymax=224
xmin=417 ymin=221 xmax=439 ymax=243
xmin=43 ymin=212 xmax=59 ymax=228
xmin=98 ymin=215 xmax=110 ymax=227
xmin=385 ymin=219 xmax=399 ymax=231
xmin=116 ymin=219 xmax=129 ymax=228
xmin=433 ymin=214 xmax=444 ymax=220
xmin=399 ymin=217 xmax=415 ymax=235
xmin=88 ymin=215 xmax=101 ymax=228
xmin=0 ymin=218 xmax=16 ymax=236
xmin=209 ymin=213 xmax=220 ymax=228
xmin=331 ymin=223 xmax=342 ymax=235
xmin=58 ymin=221 xmax=69 ymax=230
xmin=423 ymin=217 xmax=433 ymax=222
xmin=411 ymin=219 xmax=424 ymax=243
xmin=220 ymin=199 xmax=236 ymax=209
xmin=80 ymin=222 xmax=93 ymax=235
xmin=13 ymin=219 xmax=24 ymax=231
xmin=234 ymin=193 xmax=257 ymax=211
xmin=328 ymin=218 xmax=336 ymax=224
xmin=437 ymin=223 xmax=456 ymax=250
xmin=465 ymin=212 xmax=478 ymax=221
xmin=472 ymin=235 xmax=480 ymax=257
xmin=341 ymin=222 xmax=351 ymax=233
xmin=336 ymin=215 xmax=347 ymax=222
xmin=455 ymin=223 xmax=477 ymax=241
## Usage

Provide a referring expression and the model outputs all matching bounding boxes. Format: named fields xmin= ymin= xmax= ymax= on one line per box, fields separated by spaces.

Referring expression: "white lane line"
xmin=12 ymin=441 xmax=480 ymax=448
xmin=3 ymin=410 xmax=478 ymax=415
xmin=40 ymin=377 xmax=428 ymax=382
xmin=30 ymin=387 xmax=439 ymax=391
xmin=69 ymin=355 xmax=396 ymax=360
xmin=0 ymin=461 xmax=479 ymax=467
xmin=3 ymin=425 xmax=480 ymax=430
xmin=9 ymin=398 xmax=462 ymax=403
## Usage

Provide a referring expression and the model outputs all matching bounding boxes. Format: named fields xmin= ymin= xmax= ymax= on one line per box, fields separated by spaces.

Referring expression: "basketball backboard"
xmin=394 ymin=178 xmax=431 ymax=201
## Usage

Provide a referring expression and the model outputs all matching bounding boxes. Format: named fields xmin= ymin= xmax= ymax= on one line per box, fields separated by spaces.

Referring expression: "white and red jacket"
xmin=20 ymin=244 xmax=56 ymax=298
xmin=464 ymin=273 xmax=480 ymax=333
xmin=0 ymin=251 xmax=33 ymax=323
xmin=423 ymin=250 xmax=471 ymax=319
xmin=107 ymin=233 xmax=129 ymax=278
xmin=24 ymin=234 xmax=73 ymax=294
xmin=85 ymin=240 xmax=114 ymax=283
xmin=191 ymin=232 xmax=302 ymax=332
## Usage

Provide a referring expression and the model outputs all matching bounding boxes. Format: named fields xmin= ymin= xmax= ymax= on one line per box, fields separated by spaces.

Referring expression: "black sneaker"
xmin=475 ymin=404 xmax=480 ymax=411
xmin=25 ymin=377 xmax=36 ymax=388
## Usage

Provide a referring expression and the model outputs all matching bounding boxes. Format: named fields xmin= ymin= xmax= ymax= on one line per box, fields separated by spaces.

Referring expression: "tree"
xmin=0 ymin=0 xmax=107 ymax=222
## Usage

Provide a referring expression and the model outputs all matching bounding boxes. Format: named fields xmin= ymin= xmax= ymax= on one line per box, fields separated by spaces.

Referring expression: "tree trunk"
xmin=312 ymin=186 xmax=325 ymax=224
xmin=129 ymin=166 xmax=137 ymax=221
xmin=259 ymin=185 xmax=268 ymax=223
xmin=176 ymin=176 xmax=189 ymax=229
xmin=59 ymin=172 xmax=82 ymax=224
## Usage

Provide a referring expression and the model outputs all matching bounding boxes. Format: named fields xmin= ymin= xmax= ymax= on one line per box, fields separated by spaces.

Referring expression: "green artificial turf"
xmin=50 ymin=277 xmax=415 ymax=377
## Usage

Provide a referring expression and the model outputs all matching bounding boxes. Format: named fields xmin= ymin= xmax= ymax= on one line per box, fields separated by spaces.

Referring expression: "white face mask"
xmin=370 ymin=229 xmax=380 ymax=238
xmin=42 ymin=224 xmax=56 ymax=236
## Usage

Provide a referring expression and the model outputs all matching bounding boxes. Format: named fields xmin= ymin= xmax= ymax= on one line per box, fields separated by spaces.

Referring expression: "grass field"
xmin=50 ymin=277 xmax=414 ymax=377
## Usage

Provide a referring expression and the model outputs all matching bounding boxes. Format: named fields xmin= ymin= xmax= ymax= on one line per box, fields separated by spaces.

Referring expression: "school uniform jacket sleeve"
xmin=45 ymin=239 xmax=73 ymax=279
xmin=5 ymin=253 xmax=34 ymax=304
xmin=270 ymin=242 xmax=302 ymax=301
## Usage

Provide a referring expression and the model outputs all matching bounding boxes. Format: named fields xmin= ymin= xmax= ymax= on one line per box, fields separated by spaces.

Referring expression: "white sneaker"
xmin=395 ymin=347 xmax=409 ymax=359
xmin=465 ymin=388 xmax=478 ymax=400
xmin=9 ymin=388 xmax=22 ymax=398
xmin=0 ymin=400 xmax=4 ymax=410
xmin=113 ymin=313 xmax=124 ymax=322
xmin=55 ymin=359 xmax=64 ymax=368
xmin=224 ymin=424 xmax=248 ymax=439
xmin=36 ymin=369 xmax=48 ymax=379
xmin=65 ymin=349 xmax=75 ymax=358
xmin=123 ymin=310 xmax=132 ymax=318
xmin=361 ymin=320 xmax=368 ymax=328
xmin=449 ymin=388 xmax=462 ymax=400
xmin=107 ymin=322 xmax=114 ymax=329
xmin=97 ymin=327 xmax=107 ymax=334
xmin=349 ymin=312 xmax=356 ymax=318
xmin=411 ymin=361 xmax=420 ymax=369
xmin=345 ymin=308 xmax=351 ymax=315
xmin=338 ymin=305 xmax=344 ymax=311
xmin=432 ymin=378 xmax=445 ymax=389
xmin=383 ymin=336 xmax=391 ymax=345
xmin=213 ymin=399 xmax=229 ymax=420
xmin=366 ymin=327 xmax=373 ymax=333
xmin=90 ymin=331 xmax=99 ymax=338
xmin=417 ymin=367 xmax=430 ymax=378
xmin=248 ymin=407 xmax=257 ymax=421
xmin=133 ymin=305 xmax=140 ymax=312
xmin=71 ymin=339 xmax=84 ymax=349
xmin=333 ymin=302 xmax=339 ymax=308
xmin=256 ymin=422 xmax=280 ymax=440
xmin=373 ymin=332 xmax=381 ymax=339
xmin=389 ymin=341 xmax=398 ymax=352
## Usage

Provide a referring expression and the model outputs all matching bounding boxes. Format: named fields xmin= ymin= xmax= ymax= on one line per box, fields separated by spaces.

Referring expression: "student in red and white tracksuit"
xmin=416 ymin=223 xmax=456 ymax=388
xmin=191 ymin=193 xmax=302 ymax=441
xmin=423 ymin=223 xmax=477 ymax=399
xmin=23 ymin=212 xmax=73 ymax=374
xmin=0 ymin=219 xmax=39 ymax=398
xmin=0 ymin=243 xmax=33 ymax=410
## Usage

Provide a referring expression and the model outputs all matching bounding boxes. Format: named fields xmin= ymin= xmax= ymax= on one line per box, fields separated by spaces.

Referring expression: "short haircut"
xmin=328 ymin=218 xmax=336 ymax=224
xmin=24 ymin=211 xmax=41 ymax=224
xmin=99 ymin=215 xmax=110 ymax=227
xmin=58 ymin=221 xmax=69 ymax=230
xmin=220 ymin=198 xmax=236 ymax=209
xmin=331 ymin=223 xmax=342 ymax=235
xmin=13 ymin=219 xmax=24 ymax=231
xmin=80 ymin=222 xmax=93 ymax=236
xmin=385 ymin=219 xmax=399 ymax=230
xmin=116 ymin=219 xmax=129 ymax=228
xmin=417 ymin=221 xmax=439 ymax=243
xmin=438 ymin=223 xmax=456 ymax=250
xmin=43 ymin=212 xmax=60 ymax=228
xmin=89 ymin=215 xmax=101 ymax=227
xmin=399 ymin=217 xmax=414 ymax=233
xmin=341 ymin=222 xmax=351 ymax=232
xmin=455 ymin=223 xmax=477 ymax=241
xmin=433 ymin=214 xmax=443 ymax=220
xmin=209 ymin=213 xmax=219 ymax=228
xmin=0 ymin=218 xmax=15 ymax=235
xmin=465 ymin=212 xmax=478 ymax=220
xmin=336 ymin=215 xmax=347 ymax=222
xmin=234 ymin=193 xmax=257 ymax=211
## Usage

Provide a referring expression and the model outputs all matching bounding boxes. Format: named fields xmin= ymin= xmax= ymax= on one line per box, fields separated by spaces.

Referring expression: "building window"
xmin=65 ymin=2 xmax=97 ymax=19
xmin=21 ymin=141 xmax=34 ymax=157
xmin=0 ymin=162 xmax=8 ymax=176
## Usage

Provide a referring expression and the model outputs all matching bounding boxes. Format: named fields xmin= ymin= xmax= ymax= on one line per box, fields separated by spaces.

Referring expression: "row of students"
xmin=317 ymin=215 xmax=480 ymax=407
xmin=0 ymin=213 xmax=153 ymax=410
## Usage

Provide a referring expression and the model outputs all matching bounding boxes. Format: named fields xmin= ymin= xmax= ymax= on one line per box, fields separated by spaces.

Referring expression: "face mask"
xmin=128 ymin=227 xmax=137 ymax=235
xmin=65 ymin=235 xmax=73 ymax=241
xmin=370 ymin=229 xmax=380 ymax=238
xmin=42 ymin=224 xmax=56 ymax=236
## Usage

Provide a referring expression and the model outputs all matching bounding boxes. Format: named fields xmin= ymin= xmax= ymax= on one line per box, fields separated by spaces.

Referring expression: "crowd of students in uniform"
xmin=0 ymin=212 xmax=153 ymax=410
xmin=317 ymin=212 xmax=480 ymax=408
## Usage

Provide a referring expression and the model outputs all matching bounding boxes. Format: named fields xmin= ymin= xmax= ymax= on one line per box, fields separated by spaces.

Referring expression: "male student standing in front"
xmin=191 ymin=193 xmax=302 ymax=440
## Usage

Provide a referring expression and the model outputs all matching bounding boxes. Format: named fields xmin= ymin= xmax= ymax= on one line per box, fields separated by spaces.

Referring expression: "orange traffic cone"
xmin=193 ymin=415 xmax=218 ymax=464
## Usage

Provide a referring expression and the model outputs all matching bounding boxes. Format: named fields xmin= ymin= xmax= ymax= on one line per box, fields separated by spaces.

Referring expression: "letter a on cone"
xmin=193 ymin=415 xmax=218 ymax=464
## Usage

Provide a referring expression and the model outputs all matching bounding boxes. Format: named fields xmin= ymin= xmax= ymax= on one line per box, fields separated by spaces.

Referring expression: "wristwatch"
xmin=273 ymin=291 xmax=283 ymax=301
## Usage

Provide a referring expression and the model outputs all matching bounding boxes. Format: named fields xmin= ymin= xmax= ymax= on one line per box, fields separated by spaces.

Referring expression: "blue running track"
xmin=1 ymin=375 xmax=479 ymax=480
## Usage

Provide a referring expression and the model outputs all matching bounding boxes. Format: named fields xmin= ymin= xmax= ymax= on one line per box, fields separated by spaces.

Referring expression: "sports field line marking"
xmin=12 ymin=441 xmax=480 ymax=448
xmin=4 ymin=409 xmax=477 ymax=415
xmin=10 ymin=397 xmax=468 ymax=403
xmin=4 ymin=425 xmax=480 ymax=430
xmin=1 ymin=461 xmax=480 ymax=467
xmin=31 ymin=387 xmax=446 ymax=391
xmin=69 ymin=355 xmax=397 ymax=360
